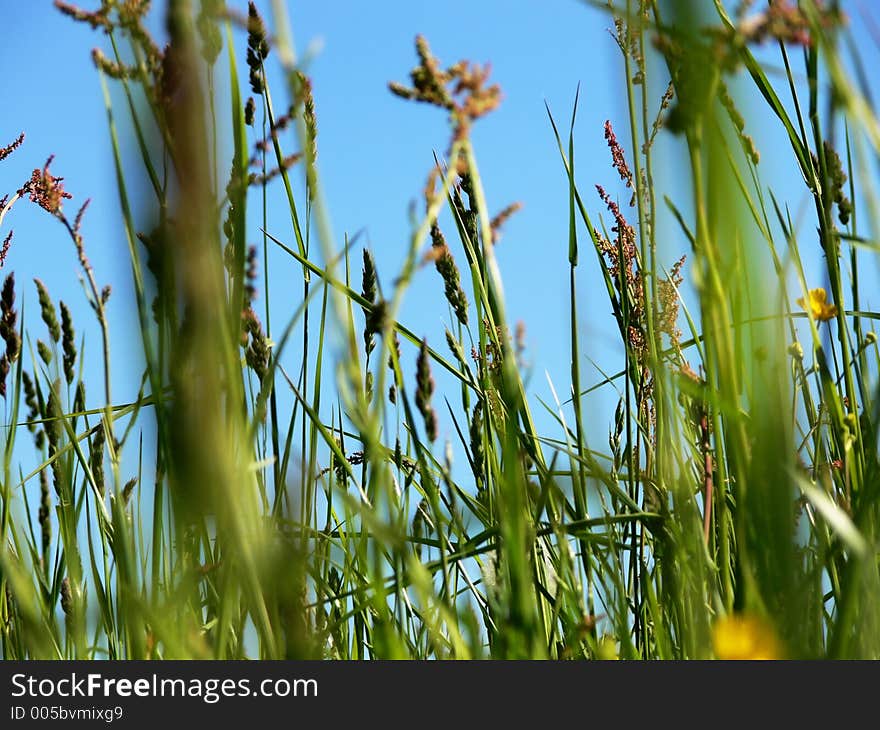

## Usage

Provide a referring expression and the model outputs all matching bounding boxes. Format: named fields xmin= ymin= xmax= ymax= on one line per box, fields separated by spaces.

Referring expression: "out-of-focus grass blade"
xmin=796 ymin=474 xmax=867 ymax=558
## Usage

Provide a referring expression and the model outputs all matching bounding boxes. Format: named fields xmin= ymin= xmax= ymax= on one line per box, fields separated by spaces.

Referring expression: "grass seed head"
xmin=604 ymin=120 xmax=634 ymax=190
xmin=35 ymin=279 xmax=61 ymax=343
xmin=37 ymin=340 xmax=53 ymax=366
xmin=21 ymin=371 xmax=39 ymax=432
xmin=242 ymin=307 xmax=270 ymax=381
xmin=60 ymin=577 xmax=73 ymax=617
xmin=20 ymin=157 xmax=73 ymax=216
xmin=430 ymin=223 xmax=468 ymax=326
xmin=0 ymin=273 xmax=20 ymax=397
xmin=38 ymin=469 xmax=52 ymax=555
xmin=54 ymin=1 xmax=112 ymax=32
xmin=90 ymin=422 xmax=106 ymax=497
xmin=122 ymin=477 xmax=138 ymax=506
xmin=0 ymin=231 xmax=11 ymax=269
xmin=0 ymin=133 xmax=25 ymax=163
xmin=91 ymin=47 xmax=135 ymax=79
xmin=245 ymin=245 xmax=259 ymax=303
xmin=390 ymin=34 xmax=502 ymax=145
xmin=489 ymin=201 xmax=522 ymax=245
xmin=246 ymin=1 xmax=269 ymax=94
xmin=295 ymin=72 xmax=318 ymax=165
xmin=361 ymin=249 xmax=378 ymax=357
xmin=60 ymin=301 xmax=77 ymax=385
xmin=822 ymin=141 xmax=852 ymax=225
xmin=658 ymin=256 xmax=686 ymax=349
xmin=736 ymin=1 xmax=845 ymax=47
xmin=416 ymin=338 xmax=438 ymax=442
xmin=469 ymin=401 xmax=484 ymax=483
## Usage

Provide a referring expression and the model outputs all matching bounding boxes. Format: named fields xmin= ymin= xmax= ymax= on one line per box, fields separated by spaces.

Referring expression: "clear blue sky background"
xmin=1 ymin=1 xmax=876 ymax=482
xmin=1 ymin=1 xmax=633 ymax=450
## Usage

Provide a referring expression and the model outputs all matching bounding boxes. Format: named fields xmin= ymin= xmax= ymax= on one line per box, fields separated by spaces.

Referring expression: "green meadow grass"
xmin=0 ymin=0 xmax=878 ymax=659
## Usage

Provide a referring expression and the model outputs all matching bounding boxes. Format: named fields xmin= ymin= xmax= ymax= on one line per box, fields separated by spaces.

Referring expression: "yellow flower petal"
xmin=712 ymin=614 xmax=782 ymax=660
xmin=797 ymin=287 xmax=838 ymax=322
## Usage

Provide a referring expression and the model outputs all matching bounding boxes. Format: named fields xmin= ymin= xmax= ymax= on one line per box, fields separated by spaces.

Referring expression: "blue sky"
xmin=1 ymin=1 xmax=633 ymax=448
xmin=1 ymin=1 xmax=875 ymax=480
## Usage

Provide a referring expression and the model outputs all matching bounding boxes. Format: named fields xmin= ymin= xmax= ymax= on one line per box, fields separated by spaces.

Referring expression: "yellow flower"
xmin=712 ymin=614 xmax=782 ymax=660
xmin=797 ymin=287 xmax=838 ymax=322
xmin=595 ymin=635 xmax=619 ymax=660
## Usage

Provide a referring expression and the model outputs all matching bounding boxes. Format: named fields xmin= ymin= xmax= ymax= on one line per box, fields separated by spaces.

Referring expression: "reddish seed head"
xmin=21 ymin=156 xmax=73 ymax=216
xmin=0 ymin=133 xmax=24 ymax=163
xmin=0 ymin=231 xmax=12 ymax=269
